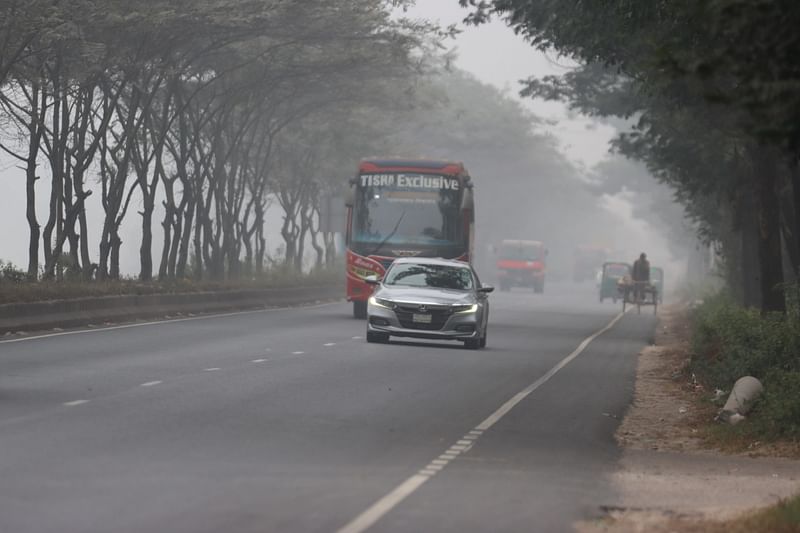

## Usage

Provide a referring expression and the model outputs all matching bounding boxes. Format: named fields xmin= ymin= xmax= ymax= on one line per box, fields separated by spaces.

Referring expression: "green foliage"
xmin=716 ymin=493 xmax=800 ymax=533
xmin=691 ymin=291 xmax=800 ymax=439
xmin=460 ymin=0 xmax=799 ymax=312
xmin=755 ymin=370 xmax=800 ymax=439
xmin=0 ymin=260 xmax=27 ymax=284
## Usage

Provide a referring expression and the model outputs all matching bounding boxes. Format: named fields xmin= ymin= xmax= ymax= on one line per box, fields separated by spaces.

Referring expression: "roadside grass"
xmin=687 ymin=289 xmax=800 ymax=455
xmin=0 ymin=266 xmax=343 ymax=304
xmin=705 ymin=494 xmax=800 ymax=533
xmin=629 ymin=494 xmax=800 ymax=533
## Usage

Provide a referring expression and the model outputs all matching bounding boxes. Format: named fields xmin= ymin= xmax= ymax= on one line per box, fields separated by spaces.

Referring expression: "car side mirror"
xmin=479 ymin=285 xmax=494 ymax=294
xmin=364 ymin=275 xmax=381 ymax=285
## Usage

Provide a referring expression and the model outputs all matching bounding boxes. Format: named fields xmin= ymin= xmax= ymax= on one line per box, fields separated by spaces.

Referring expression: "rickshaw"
xmin=619 ymin=278 xmax=659 ymax=314
xmin=599 ymin=262 xmax=631 ymax=303
xmin=650 ymin=267 xmax=664 ymax=303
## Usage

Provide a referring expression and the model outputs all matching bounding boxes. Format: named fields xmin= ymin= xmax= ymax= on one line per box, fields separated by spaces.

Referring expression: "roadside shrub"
xmin=691 ymin=290 xmax=800 ymax=440
xmin=751 ymin=371 xmax=800 ymax=439
xmin=691 ymin=292 xmax=798 ymax=389
xmin=0 ymin=260 xmax=27 ymax=284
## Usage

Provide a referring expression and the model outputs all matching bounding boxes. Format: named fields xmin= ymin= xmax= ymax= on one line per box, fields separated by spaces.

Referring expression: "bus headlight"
xmin=452 ymin=304 xmax=478 ymax=314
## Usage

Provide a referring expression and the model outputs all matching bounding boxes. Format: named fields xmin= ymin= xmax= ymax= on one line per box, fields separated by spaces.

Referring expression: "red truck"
xmin=496 ymin=240 xmax=547 ymax=293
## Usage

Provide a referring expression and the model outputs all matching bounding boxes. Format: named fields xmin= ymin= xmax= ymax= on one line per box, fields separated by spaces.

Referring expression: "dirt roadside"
xmin=576 ymin=305 xmax=800 ymax=532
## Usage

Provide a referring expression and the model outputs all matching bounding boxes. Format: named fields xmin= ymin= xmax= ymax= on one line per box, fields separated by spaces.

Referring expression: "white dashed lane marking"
xmin=204 ymin=368 xmax=221 ymax=372
xmin=324 ymin=343 xmax=336 ymax=347
xmin=352 ymin=336 xmax=362 ymax=340
xmin=140 ymin=381 xmax=162 ymax=387
xmin=252 ymin=359 xmax=268 ymax=363
xmin=336 ymin=310 xmax=629 ymax=533
xmin=292 ymin=351 xmax=305 ymax=355
xmin=63 ymin=400 xmax=89 ymax=407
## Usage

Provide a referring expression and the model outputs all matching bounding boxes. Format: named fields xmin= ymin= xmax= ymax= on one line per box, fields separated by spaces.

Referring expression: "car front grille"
xmin=394 ymin=305 xmax=451 ymax=331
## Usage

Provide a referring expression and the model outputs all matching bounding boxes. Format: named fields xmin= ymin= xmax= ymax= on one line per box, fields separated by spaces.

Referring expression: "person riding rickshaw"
xmin=599 ymin=262 xmax=631 ymax=303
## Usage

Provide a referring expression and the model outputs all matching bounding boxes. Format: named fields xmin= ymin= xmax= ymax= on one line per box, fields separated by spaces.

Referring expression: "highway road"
xmin=0 ymin=283 xmax=656 ymax=533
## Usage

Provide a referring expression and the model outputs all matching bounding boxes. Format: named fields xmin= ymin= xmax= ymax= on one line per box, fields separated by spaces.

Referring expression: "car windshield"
xmin=384 ymin=263 xmax=474 ymax=290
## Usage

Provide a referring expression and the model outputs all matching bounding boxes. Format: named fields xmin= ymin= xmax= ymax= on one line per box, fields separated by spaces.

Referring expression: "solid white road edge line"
xmin=335 ymin=310 xmax=629 ymax=533
xmin=0 ymin=301 xmax=339 ymax=345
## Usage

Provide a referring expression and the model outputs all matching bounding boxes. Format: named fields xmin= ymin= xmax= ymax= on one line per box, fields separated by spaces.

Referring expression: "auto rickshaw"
xmin=650 ymin=266 xmax=664 ymax=303
xmin=599 ymin=262 xmax=631 ymax=303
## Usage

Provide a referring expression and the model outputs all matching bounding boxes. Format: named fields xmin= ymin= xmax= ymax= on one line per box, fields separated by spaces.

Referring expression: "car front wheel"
xmin=464 ymin=338 xmax=480 ymax=349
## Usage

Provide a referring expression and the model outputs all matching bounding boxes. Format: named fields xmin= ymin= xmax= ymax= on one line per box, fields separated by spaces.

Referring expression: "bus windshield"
xmin=353 ymin=177 xmax=461 ymax=246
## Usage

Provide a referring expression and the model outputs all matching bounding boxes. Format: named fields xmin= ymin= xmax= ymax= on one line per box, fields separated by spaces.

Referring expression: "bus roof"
xmin=359 ymin=158 xmax=468 ymax=176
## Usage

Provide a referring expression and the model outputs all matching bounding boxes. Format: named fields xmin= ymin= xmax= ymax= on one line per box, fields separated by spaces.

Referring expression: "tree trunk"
xmin=42 ymin=78 xmax=63 ymax=279
xmin=738 ymin=187 xmax=762 ymax=308
xmin=110 ymin=229 xmax=122 ymax=280
xmin=25 ymin=83 xmax=43 ymax=280
xmin=140 ymin=202 xmax=155 ymax=281
xmin=753 ymin=146 xmax=786 ymax=314
xmin=791 ymin=159 xmax=800 ymax=278
xmin=176 ymin=197 xmax=194 ymax=279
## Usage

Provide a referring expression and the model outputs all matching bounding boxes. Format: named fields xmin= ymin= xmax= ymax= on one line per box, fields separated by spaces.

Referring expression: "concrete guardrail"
xmin=0 ymin=285 xmax=342 ymax=335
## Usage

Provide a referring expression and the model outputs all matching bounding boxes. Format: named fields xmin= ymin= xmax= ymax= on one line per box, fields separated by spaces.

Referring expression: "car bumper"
xmin=367 ymin=304 xmax=481 ymax=340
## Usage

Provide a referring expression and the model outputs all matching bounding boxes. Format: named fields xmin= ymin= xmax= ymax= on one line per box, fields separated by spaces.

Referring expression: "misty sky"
xmin=0 ymin=1 xmax=681 ymax=279
xmin=406 ymin=2 xmax=616 ymax=169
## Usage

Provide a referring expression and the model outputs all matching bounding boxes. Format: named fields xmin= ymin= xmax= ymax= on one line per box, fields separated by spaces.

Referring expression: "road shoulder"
xmin=577 ymin=305 xmax=800 ymax=532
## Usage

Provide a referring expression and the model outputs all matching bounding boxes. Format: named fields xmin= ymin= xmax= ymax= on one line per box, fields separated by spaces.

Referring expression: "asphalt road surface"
xmin=0 ymin=282 xmax=656 ymax=533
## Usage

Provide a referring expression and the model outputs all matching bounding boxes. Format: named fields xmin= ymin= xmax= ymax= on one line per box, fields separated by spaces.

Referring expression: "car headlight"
xmin=368 ymin=296 xmax=394 ymax=309
xmin=452 ymin=304 xmax=478 ymax=314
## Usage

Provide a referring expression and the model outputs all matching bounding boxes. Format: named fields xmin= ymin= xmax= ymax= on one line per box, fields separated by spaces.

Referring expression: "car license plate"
xmin=412 ymin=313 xmax=432 ymax=324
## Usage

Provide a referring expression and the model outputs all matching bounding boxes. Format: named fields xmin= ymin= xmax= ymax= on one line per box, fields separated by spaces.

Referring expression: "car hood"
xmin=375 ymin=285 xmax=476 ymax=306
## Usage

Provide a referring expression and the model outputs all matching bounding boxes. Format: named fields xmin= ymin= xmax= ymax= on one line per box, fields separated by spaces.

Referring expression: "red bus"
xmin=344 ymin=159 xmax=475 ymax=318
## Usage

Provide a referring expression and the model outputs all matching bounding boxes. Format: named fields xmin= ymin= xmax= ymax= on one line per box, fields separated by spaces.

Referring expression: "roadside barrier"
xmin=0 ymin=285 xmax=341 ymax=335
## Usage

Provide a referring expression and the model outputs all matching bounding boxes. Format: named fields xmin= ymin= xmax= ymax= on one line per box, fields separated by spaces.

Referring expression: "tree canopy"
xmin=460 ymin=0 xmax=800 ymax=312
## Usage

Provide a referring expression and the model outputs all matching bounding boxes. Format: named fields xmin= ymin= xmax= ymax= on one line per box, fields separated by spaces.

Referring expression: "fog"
xmin=0 ymin=0 xmax=689 ymax=292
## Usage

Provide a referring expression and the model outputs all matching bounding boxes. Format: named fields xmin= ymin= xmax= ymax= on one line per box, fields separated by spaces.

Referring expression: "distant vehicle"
xmin=495 ymin=239 xmax=547 ymax=293
xmin=364 ymin=257 xmax=493 ymax=349
xmin=574 ymin=245 xmax=609 ymax=282
xmin=599 ymin=262 xmax=631 ymax=303
xmin=650 ymin=266 xmax=664 ymax=303
xmin=344 ymin=159 xmax=475 ymax=319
